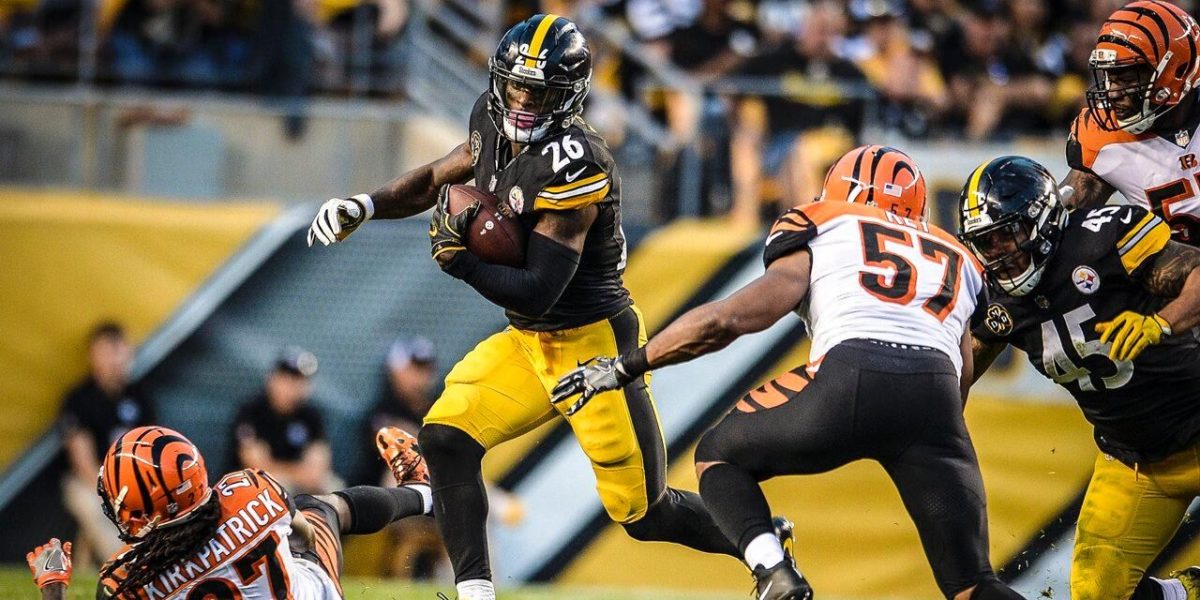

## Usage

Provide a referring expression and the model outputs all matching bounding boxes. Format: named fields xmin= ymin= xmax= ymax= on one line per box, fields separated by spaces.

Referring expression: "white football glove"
xmin=307 ymin=194 xmax=375 ymax=247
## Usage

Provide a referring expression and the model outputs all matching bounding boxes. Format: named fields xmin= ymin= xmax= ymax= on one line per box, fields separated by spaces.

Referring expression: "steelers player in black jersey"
xmin=305 ymin=14 xmax=738 ymax=600
xmin=959 ymin=157 xmax=1200 ymax=600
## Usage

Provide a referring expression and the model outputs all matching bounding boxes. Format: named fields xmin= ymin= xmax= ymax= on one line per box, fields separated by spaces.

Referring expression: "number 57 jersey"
xmin=972 ymin=204 xmax=1200 ymax=465
xmin=765 ymin=201 xmax=986 ymax=377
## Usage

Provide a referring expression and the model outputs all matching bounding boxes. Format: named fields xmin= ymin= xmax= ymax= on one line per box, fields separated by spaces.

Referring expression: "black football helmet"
xmin=489 ymin=14 xmax=592 ymax=144
xmin=958 ymin=156 xmax=1067 ymax=296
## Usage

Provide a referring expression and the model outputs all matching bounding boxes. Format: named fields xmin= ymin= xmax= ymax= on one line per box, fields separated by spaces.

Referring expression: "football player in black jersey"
xmin=305 ymin=14 xmax=739 ymax=600
xmin=960 ymin=156 xmax=1200 ymax=600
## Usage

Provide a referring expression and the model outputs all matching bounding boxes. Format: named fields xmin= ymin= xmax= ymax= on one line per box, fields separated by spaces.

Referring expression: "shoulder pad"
xmin=534 ymin=159 xmax=611 ymax=211
xmin=1074 ymin=205 xmax=1171 ymax=275
xmin=1068 ymin=108 xmax=1151 ymax=172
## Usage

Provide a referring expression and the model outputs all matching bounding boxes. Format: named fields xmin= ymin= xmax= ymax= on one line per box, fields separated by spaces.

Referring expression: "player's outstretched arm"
xmin=1060 ymin=168 xmax=1115 ymax=211
xmin=552 ymin=250 xmax=811 ymax=414
xmin=308 ymin=142 xmax=474 ymax=246
xmin=434 ymin=204 xmax=594 ymax=317
xmin=1092 ymin=241 xmax=1200 ymax=361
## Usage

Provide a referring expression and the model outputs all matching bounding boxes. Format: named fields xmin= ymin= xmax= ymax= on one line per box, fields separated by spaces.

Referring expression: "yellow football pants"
xmin=1071 ymin=446 xmax=1200 ymax=599
xmin=423 ymin=306 xmax=666 ymax=524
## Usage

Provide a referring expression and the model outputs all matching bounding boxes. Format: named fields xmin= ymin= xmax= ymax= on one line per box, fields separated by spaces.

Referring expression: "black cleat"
xmin=752 ymin=561 xmax=813 ymax=600
xmin=773 ymin=516 xmax=795 ymax=555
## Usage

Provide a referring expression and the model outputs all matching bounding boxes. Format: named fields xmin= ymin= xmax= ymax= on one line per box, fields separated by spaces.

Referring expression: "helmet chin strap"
xmin=997 ymin=261 xmax=1045 ymax=296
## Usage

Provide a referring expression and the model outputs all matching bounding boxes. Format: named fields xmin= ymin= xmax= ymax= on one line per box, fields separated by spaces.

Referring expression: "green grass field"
xmin=0 ymin=566 xmax=746 ymax=599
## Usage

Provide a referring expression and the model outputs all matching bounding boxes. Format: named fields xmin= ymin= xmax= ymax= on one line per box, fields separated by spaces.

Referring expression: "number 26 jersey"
xmin=973 ymin=205 xmax=1200 ymax=464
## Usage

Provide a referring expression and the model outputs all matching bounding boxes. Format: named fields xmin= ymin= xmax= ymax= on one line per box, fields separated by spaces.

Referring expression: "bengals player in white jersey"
xmin=25 ymin=425 xmax=431 ymax=600
xmin=553 ymin=146 xmax=1024 ymax=600
xmin=1064 ymin=1 xmax=1200 ymax=244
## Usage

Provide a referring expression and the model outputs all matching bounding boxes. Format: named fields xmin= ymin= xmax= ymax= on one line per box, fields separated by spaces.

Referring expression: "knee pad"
xmin=1071 ymin=544 xmax=1135 ymax=600
xmin=594 ymin=467 xmax=650 ymax=524
xmin=967 ymin=576 xmax=1024 ymax=600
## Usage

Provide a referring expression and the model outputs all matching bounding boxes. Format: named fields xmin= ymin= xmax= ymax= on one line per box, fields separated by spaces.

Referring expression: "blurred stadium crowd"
xmin=3 ymin=0 xmax=1192 ymax=223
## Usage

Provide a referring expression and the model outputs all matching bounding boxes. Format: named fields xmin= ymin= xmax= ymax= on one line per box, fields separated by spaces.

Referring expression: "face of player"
xmin=504 ymin=81 xmax=559 ymax=128
xmin=970 ymin=221 xmax=1033 ymax=281
xmin=1097 ymin=65 xmax=1150 ymax=121
xmin=90 ymin=335 xmax=132 ymax=395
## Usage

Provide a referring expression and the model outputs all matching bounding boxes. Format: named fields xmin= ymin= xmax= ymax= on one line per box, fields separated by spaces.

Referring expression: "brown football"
xmin=445 ymin=184 xmax=527 ymax=267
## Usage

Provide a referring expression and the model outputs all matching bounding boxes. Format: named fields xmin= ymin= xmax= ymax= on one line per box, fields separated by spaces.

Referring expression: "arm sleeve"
xmin=1065 ymin=109 xmax=1099 ymax=175
xmin=763 ymin=207 xmax=819 ymax=268
xmin=445 ymin=232 xmax=581 ymax=317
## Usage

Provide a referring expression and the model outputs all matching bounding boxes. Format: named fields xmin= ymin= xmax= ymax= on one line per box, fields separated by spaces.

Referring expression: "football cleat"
xmin=1171 ymin=566 xmax=1200 ymax=599
xmin=773 ymin=516 xmax=795 ymax=557
xmin=376 ymin=427 xmax=429 ymax=486
xmin=752 ymin=561 xmax=813 ymax=600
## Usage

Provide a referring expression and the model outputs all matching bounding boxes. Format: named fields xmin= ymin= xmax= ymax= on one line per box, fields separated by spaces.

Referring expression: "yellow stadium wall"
xmin=0 ymin=189 xmax=279 ymax=470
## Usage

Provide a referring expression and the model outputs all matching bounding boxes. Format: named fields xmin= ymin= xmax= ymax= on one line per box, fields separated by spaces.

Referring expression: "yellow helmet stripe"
xmin=525 ymin=14 xmax=561 ymax=68
xmin=965 ymin=158 xmax=997 ymax=219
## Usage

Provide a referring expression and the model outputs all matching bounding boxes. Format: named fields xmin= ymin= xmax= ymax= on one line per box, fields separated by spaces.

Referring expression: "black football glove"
xmin=551 ymin=356 xmax=638 ymax=416
xmin=429 ymin=185 xmax=480 ymax=270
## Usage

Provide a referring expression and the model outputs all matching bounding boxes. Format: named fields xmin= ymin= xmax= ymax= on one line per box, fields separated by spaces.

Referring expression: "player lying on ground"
xmin=554 ymin=146 xmax=1025 ymax=600
xmin=306 ymin=13 xmax=755 ymax=600
xmin=961 ymin=156 xmax=1200 ymax=600
xmin=26 ymin=425 xmax=431 ymax=599
xmin=1061 ymin=1 xmax=1200 ymax=246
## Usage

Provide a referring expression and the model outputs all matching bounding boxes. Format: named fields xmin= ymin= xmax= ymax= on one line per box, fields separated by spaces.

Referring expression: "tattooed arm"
xmin=1060 ymin=169 xmax=1116 ymax=211
xmin=1143 ymin=241 xmax=1200 ymax=332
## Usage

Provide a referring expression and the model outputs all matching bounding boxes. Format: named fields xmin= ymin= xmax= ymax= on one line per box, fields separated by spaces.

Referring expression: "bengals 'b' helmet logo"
xmin=1087 ymin=1 xmax=1200 ymax=133
xmin=820 ymin=145 xmax=927 ymax=221
xmin=97 ymin=426 xmax=211 ymax=541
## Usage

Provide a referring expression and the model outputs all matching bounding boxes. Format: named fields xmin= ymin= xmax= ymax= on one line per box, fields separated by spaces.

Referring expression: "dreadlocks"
xmin=100 ymin=495 xmax=222 ymax=599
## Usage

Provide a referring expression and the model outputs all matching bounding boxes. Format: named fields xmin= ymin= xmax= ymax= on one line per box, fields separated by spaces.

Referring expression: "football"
xmin=445 ymin=184 xmax=527 ymax=267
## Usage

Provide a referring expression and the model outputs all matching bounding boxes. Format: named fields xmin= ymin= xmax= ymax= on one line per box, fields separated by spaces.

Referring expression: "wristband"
xmin=350 ymin=194 xmax=375 ymax=221
xmin=618 ymin=346 xmax=650 ymax=380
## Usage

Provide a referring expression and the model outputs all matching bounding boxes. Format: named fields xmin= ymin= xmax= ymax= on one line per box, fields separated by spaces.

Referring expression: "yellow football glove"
xmin=1095 ymin=311 xmax=1173 ymax=362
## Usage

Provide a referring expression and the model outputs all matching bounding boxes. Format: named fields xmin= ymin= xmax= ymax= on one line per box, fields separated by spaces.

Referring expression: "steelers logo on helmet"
xmin=488 ymin=14 xmax=592 ymax=144
xmin=1086 ymin=1 xmax=1200 ymax=134
xmin=1072 ymin=265 xmax=1101 ymax=294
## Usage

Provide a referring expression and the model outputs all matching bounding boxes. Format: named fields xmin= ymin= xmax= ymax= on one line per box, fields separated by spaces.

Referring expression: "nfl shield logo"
xmin=1072 ymin=266 xmax=1100 ymax=294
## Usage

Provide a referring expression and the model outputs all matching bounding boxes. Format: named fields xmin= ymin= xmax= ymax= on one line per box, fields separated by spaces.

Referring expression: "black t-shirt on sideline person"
xmin=231 ymin=395 xmax=326 ymax=464
xmin=59 ymin=377 xmax=156 ymax=461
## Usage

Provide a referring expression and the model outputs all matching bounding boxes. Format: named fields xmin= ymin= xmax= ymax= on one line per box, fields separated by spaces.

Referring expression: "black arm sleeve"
xmin=445 ymin=232 xmax=581 ymax=317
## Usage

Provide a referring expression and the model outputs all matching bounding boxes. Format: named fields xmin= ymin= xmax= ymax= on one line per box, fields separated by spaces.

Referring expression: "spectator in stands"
xmin=940 ymin=0 xmax=1056 ymax=140
xmin=361 ymin=336 xmax=446 ymax=580
xmin=729 ymin=0 xmax=865 ymax=226
xmin=59 ymin=322 xmax=156 ymax=569
xmin=312 ymin=0 xmax=409 ymax=94
xmin=108 ymin=0 xmax=251 ymax=86
xmin=230 ymin=346 xmax=337 ymax=494
xmin=843 ymin=0 xmax=948 ymax=137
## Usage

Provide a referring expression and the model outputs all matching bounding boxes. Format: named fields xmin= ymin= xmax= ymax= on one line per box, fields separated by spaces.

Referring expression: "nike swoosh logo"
xmin=765 ymin=231 xmax=784 ymax=245
xmin=1121 ymin=210 xmax=1133 ymax=224
xmin=565 ymin=167 xmax=587 ymax=182
xmin=759 ymin=581 xmax=773 ymax=600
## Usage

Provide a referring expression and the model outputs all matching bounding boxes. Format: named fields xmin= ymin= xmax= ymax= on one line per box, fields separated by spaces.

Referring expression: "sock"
xmin=743 ymin=532 xmax=785 ymax=570
xmin=419 ymin=424 xmax=492 ymax=582
xmin=455 ymin=579 xmax=495 ymax=600
xmin=699 ymin=463 xmax=775 ymax=554
xmin=332 ymin=485 xmax=426 ymax=534
xmin=405 ymin=482 xmax=433 ymax=515
xmin=621 ymin=487 xmax=739 ymax=556
xmin=1152 ymin=577 xmax=1184 ymax=600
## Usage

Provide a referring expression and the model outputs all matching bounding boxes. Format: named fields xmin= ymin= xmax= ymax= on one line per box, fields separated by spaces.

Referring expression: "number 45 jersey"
xmin=973 ymin=205 xmax=1200 ymax=465
xmin=765 ymin=201 xmax=986 ymax=376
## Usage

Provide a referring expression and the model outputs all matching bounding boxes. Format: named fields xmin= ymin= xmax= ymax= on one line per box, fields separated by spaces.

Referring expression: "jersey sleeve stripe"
xmin=534 ymin=182 xmax=610 ymax=210
xmin=1117 ymin=211 xmax=1160 ymax=252
xmin=539 ymin=176 xmax=609 ymax=199
xmin=542 ymin=172 xmax=607 ymax=194
xmin=1119 ymin=218 xmax=1171 ymax=274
